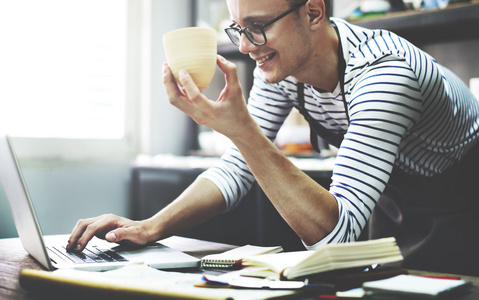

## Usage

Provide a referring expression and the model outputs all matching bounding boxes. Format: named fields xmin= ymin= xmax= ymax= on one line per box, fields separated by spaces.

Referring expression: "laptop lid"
xmin=0 ymin=133 xmax=54 ymax=270
xmin=0 ymin=133 xmax=200 ymax=271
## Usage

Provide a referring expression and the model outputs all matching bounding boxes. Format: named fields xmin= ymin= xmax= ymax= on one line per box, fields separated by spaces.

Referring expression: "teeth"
xmin=257 ymin=53 xmax=274 ymax=64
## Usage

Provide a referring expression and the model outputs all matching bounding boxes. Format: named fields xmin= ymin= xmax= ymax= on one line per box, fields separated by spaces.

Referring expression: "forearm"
xmin=162 ymin=57 xmax=338 ymax=245
xmin=145 ymin=177 xmax=226 ymax=242
xmin=231 ymin=119 xmax=339 ymax=246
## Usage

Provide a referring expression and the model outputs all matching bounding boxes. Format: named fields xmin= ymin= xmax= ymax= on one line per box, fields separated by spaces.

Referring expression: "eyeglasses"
xmin=224 ymin=1 xmax=308 ymax=47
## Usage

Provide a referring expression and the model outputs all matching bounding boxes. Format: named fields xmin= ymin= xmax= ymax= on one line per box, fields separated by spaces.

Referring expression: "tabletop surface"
xmin=0 ymin=235 xmax=235 ymax=300
xmin=2 ymin=235 xmax=479 ymax=300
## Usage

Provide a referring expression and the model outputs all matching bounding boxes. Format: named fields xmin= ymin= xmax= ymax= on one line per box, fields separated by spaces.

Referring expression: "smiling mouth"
xmin=256 ymin=53 xmax=276 ymax=64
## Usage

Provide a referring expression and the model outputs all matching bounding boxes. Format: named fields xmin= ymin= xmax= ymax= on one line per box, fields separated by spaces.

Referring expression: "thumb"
xmin=217 ymin=55 xmax=240 ymax=85
xmin=105 ymin=231 xmax=120 ymax=242
xmin=105 ymin=227 xmax=132 ymax=243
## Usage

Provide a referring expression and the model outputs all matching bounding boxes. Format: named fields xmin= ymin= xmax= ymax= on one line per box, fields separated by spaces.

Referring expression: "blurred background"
xmin=1 ymin=0 xmax=478 ymax=240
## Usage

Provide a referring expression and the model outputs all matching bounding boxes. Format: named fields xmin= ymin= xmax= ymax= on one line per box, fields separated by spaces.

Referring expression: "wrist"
xmin=141 ymin=216 xmax=166 ymax=243
xmin=229 ymin=115 xmax=262 ymax=146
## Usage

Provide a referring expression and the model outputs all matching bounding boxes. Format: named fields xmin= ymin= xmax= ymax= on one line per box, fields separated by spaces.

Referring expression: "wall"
xmin=421 ymin=39 xmax=479 ymax=87
xmin=145 ymin=0 xmax=193 ymax=156
xmin=0 ymin=161 xmax=131 ymax=238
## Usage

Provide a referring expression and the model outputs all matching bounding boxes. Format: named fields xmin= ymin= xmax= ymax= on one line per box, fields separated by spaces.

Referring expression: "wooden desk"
xmin=0 ymin=235 xmax=235 ymax=300
xmin=2 ymin=235 xmax=479 ymax=299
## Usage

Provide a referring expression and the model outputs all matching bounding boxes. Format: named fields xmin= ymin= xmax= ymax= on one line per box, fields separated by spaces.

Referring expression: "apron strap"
xmin=295 ymin=23 xmax=349 ymax=151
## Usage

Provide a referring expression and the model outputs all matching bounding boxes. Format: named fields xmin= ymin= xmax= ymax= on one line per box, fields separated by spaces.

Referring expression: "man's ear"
xmin=306 ymin=0 xmax=326 ymax=29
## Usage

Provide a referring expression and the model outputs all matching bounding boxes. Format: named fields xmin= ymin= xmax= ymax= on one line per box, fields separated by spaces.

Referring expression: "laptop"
xmin=0 ymin=133 xmax=200 ymax=271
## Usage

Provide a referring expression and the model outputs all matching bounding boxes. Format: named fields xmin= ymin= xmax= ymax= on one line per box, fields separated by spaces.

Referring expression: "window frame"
xmin=6 ymin=0 xmax=143 ymax=163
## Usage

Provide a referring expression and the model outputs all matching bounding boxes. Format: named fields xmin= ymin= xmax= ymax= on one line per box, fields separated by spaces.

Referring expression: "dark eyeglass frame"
xmin=224 ymin=0 xmax=308 ymax=47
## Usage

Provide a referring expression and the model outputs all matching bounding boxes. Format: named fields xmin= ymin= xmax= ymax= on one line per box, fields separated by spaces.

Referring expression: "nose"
xmin=238 ymin=34 xmax=258 ymax=55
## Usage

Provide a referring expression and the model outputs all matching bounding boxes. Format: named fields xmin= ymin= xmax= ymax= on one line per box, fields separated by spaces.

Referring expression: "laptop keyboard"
xmin=47 ymin=245 xmax=128 ymax=265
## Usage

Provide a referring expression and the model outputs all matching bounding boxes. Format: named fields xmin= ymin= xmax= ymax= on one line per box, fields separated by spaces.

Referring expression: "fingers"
xmin=179 ymin=71 xmax=213 ymax=120
xmin=67 ymin=216 xmax=98 ymax=251
xmin=178 ymin=70 xmax=201 ymax=100
xmin=66 ymin=214 xmax=151 ymax=252
xmin=162 ymin=64 xmax=193 ymax=111
xmin=162 ymin=63 xmax=211 ymax=125
xmin=162 ymin=63 xmax=183 ymax=101
xmin=162 ymin=57 xmax=245 ymax=135
xmin=66 ymin=214 xmax=120 ymax=251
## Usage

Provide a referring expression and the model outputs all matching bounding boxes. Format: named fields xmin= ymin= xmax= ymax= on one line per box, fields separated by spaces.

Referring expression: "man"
xmin=68 ymin=0 xmax=479 ymax=275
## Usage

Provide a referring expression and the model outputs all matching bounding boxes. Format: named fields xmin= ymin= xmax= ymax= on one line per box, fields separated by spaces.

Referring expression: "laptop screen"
xmin=0 ymin=133 xmax=54 ymax=269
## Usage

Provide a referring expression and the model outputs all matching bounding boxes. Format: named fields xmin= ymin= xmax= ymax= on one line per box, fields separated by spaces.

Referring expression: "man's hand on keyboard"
xmin=66 ymin=214 xmax=153 ymax=252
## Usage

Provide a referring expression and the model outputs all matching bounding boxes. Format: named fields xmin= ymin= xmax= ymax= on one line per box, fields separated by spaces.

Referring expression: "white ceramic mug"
xmin=163 ymin=27 xmax=217 ymax=90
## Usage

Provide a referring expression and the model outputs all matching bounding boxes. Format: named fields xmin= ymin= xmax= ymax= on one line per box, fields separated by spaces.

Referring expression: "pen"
xmin=317 ymin=295 xmax=337 ymax=299
xmin=419 ymin=275 xmax=461 ymax=280
xmin=202 ymin=275 xmax=335 ymax=292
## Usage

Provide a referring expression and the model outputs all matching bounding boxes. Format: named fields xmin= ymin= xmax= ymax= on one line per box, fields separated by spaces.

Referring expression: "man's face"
xmin=226 ymin=0 xmax=312 ymax=84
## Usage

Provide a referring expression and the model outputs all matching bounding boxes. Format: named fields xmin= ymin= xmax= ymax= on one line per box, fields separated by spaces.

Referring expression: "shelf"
xmin=351 ymin=3 xmax=479 ymax=44
xmin=218 ymin=3 xmax=479 ymax=56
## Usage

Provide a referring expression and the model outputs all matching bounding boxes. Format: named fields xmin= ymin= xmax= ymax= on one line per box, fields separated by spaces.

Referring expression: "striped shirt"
xmin=199 ymin=18 xmax=479 ymax=248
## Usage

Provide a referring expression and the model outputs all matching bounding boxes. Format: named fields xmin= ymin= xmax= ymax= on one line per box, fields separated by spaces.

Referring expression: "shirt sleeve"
xmin=307 ymin=57 xmax=423 ymax=248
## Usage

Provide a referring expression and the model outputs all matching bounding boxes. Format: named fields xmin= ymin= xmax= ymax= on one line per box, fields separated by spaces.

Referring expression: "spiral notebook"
xmin=201 ymin=245 xmax=283 ymax=269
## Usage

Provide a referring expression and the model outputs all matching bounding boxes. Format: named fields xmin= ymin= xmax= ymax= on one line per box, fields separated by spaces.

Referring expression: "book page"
xmin=363 ymin=275 xmax=471 ymax=297
xmin=242 ymin=251 xmax=314 ymax=275
xmin=242 ymin=237 xmax=403 ymax=280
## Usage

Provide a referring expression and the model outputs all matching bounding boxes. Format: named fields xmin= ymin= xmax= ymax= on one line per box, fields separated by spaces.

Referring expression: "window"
xmin=0 ymin=0 xmax=138 ymax=160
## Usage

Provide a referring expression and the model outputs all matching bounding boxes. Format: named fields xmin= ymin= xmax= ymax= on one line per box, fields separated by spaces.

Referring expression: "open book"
xmin=241 ymin=237 xmax=403 ymax=280
xmin=201 ymin=244 xmax=283 ymax=268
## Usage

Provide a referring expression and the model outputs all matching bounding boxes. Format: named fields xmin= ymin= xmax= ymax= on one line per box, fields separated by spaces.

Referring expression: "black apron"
xmin=369 ymin=142 xmax=479 ymax=276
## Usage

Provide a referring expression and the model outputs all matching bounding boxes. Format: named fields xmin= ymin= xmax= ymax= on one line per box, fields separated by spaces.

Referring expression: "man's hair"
xmin=287 ymin=0 xmax=332 ymax=19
